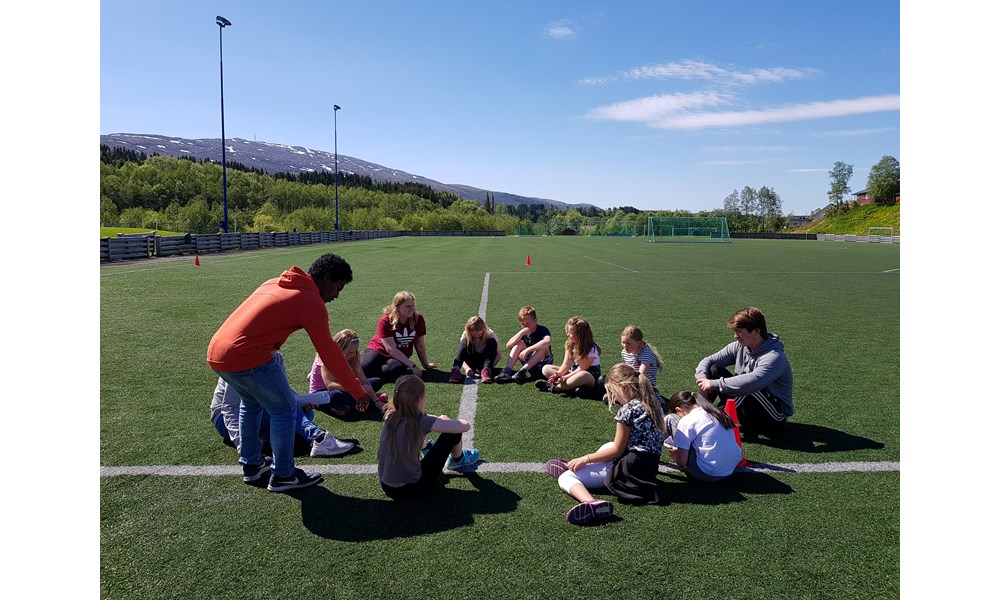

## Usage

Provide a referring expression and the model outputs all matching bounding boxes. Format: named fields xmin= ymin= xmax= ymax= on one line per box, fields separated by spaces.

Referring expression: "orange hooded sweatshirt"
xmin=207 ymin=266 xmax=365 ymax=400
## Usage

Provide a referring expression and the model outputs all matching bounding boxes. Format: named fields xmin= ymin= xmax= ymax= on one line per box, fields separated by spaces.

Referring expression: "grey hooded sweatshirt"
xmin=695 ymin=334 xmax=793 ymax=416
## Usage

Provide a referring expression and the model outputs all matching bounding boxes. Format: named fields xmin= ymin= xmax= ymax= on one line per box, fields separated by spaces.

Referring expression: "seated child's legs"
xmin=540 ymin=364 xmax=560 ymax=379
xmin=559 ymin=370 xmax=595 ymax=392
xmin=556 ymin=442 xmax=615 ymax=494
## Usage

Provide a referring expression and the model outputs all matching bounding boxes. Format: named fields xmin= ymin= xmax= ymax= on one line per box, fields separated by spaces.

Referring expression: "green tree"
xmin=866 ymin=155 xmax=900 ymax=204
xmin=828 ymin=161 xmax=854 ymax=206
xmin=757 ymin=186 xmax=782 ymax=232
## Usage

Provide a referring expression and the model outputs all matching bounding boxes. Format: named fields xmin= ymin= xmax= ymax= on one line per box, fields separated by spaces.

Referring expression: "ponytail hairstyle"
xmin=603 ymin=363 xmax=665 ymax=433
xmin=382 ymin=375 xmax=426 ymax=461
xmin=383 ymin=290 xmax=417 ymax=329
xmin=621 ymin=325 xmax=664 ymax=371
xmin=565 ymin=316 xmax=601 ymax=362
xmin=464 ymin=315 xmax=490 ymax=353
xmin=667 ymin=390 xmax=735 ymax=430
xmin=332 ymin=328 xmax=362 ymax=366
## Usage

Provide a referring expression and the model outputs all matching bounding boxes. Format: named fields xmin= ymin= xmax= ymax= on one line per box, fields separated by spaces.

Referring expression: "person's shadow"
xmin=653 ymin=468 xmax=795 ymax=506
xmin=290 ymin=472 xmax=521 ymax=541
xmin=744 ymin=422 xmax=885 ymax=454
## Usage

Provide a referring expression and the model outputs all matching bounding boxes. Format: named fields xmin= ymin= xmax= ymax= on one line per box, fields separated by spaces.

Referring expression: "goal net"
xmin=868 ymin=227 xmax=894 ymax=243
xmin=646 ymin=217 xmax=731 ymax=243
xmin=546 ymin=221 xmax=583 ymax=236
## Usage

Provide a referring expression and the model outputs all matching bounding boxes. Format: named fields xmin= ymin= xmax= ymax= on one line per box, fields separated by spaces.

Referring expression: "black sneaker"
xmin=495 ymin=368 xmax=514 ymax=383
xmin=242 ymin=456 xmax=273 ymax=483
xmin=267 ymin=468 xmax=323 ymax=492
xmin=512 ymin=369 xmax=529 ymax=384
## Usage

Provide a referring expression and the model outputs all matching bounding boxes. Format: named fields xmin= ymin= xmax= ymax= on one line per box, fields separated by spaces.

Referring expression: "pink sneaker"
xmin=481 ymin=368 xmax=493 ymax=384
xmin=545 ymin=458 xmax=568 ymax=478
xmin=566 ymin=500 xmax=614 ymax=525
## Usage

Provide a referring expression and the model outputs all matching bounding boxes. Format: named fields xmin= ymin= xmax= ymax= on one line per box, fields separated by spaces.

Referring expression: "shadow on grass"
xmin=745 ymin=422 xmax=884 ymax=454
xmin=654 ymin=470 xmax=793 ymax=506
xmin=292 ymin=472 xmax=521 ymax=541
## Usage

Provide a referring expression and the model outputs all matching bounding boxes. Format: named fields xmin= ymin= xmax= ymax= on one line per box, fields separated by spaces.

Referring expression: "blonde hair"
xmin=383 ymin=291 xmax=416 ymax=329
xmin=621 ymin=325 xmax=664 ymax=371
xmin=464 ymin=315 xmax=490 ymax=353
xmin=565 ymin=316 xmax=600 ymax=362
xmin=382 ymin=375 xmax=426 ymax=461
xmin=603 ymin=363 xmax=665 ymax=433
xmin=332 ymin=328 xmax=361 ymax=366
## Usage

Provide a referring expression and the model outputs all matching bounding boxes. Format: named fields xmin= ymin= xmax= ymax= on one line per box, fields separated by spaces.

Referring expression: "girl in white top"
xmin=666 ymin=390 xmax=743 ymax=482
xmin=537 ymin=316 xmax=601 ymax=395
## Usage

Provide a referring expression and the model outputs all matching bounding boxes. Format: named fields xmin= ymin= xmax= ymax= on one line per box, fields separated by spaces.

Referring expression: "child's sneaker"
xmin=545 ymin=458 xmax=569 ymax=478
xmin=310 ymin=434 xmax=355 ymax=457
xmin=511 ymin=369 xmax=529 ymax=384
xmin=566 ymin=499 xmax=614 ymax=525
xmin=448 ymin=367 xmax=463 ymax=384
xmin=481 ymin=368 xmax=493 ymax=384
xmin=494 ymin=368 xmax=514 ymax=383
xmin=446 ymin=448 xmax=480 ymax=471
xmin=267 ymin=468 xmax=323 ymax=492
xmin=242 ymin=456 xmax=273 ymax=483
xmin=420 ymin=438 xmax=435 ymax=459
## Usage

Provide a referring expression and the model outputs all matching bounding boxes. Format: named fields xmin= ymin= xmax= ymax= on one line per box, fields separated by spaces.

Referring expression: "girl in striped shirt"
xmin=619 ymin=325 xmax=665 ymax=403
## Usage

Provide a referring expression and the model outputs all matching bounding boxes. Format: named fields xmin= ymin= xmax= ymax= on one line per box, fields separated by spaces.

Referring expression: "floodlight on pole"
xmin=217 ymin=15 xmax=231 ymax=233
xmin=333 ymin=104 xmax=341 ymax=232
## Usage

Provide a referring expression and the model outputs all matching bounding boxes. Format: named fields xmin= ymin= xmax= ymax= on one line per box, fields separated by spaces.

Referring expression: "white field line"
xmin=456 ymin=272 xmax=491 ymax=449
xmin=583 ymin=255 xmax=638 ymax=272
xmin=100 ymin=460 xmax=900 ymax=478
xmin=883 ymin=268 xmax=899 ymax=273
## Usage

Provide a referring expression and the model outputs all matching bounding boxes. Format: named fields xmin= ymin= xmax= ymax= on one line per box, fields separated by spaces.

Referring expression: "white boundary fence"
xmin=815 ymin=233 xmax=900 ymax=244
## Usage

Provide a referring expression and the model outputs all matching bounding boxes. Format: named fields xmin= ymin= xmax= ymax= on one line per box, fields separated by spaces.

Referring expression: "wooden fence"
xmin=100 ymin=230 xmax=505 ymax=262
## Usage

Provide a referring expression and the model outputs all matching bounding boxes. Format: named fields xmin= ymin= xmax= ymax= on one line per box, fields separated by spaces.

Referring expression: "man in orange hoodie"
xmin=208 ymin=253 xmax=366 ymax=492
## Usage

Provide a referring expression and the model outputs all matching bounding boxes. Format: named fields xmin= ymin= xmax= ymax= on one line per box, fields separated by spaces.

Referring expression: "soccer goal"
xmin=546 ymin=221 xmax=583 ymax=236
xmin=646 ymin=217 xmax=731 ymax=243
xmin=582 ymin=220 xmax=639 ymax=237
xmin=868 ymin=227 xmax=894 ymax=243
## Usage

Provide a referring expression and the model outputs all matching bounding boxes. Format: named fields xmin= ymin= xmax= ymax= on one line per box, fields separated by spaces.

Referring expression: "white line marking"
xmin=583 ymin=256 xmax=638 ymax=272
xmin=457 ymin=272 xmax=491 ymax=449
xmin=883 ymin=268 xmax=899 ymax=273
xmin=99 ymin=460 xmax=900 ymax=478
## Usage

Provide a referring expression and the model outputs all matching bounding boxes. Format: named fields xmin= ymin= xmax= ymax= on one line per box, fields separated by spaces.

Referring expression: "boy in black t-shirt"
xmin=495 ymin=305 xmax=554 ymax=383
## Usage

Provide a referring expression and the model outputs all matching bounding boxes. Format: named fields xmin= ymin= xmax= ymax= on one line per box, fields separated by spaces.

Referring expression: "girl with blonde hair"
xmin=362 ymin=291 xmax=437 ymax=381
xmin=377 ymin=375 xmax=481 ymax=500
xmin=545 ymin=363 xmax=666 ymax=524
xmin=448 ymin=315 xmax=500 ymax=384
xmin=308 ymin=328 xmax=389 ymax=416
xmin=536 ymin=316 xmax=601 ymax=395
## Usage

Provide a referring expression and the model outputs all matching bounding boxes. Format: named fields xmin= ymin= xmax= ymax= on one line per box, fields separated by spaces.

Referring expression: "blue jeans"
xmin=215 ymin=356 xmax=300 ymax=478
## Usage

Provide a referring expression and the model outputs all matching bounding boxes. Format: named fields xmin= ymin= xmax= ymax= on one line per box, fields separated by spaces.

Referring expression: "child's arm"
xmin=414 ymin=335 xmax=436 ymax=369
xmin=548 ymin=351 xmax=573 ymax=383
xmin=429 ymin=415 xmax=472 ymax=434
xmin=321 ymin=364 xmax=347 ymax=393
xmin=669 ymin=447 xmax=688 ymax=466
xmin=506 ymin=327 xmax=530 ymax=350
xmin=523 ymin=334 xmax=552 ymax=357
xmin=567 ymin=422 xmax=629 ymax=470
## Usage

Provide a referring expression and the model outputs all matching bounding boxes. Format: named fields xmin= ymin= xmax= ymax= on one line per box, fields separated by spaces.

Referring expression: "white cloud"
xmin=546 ymin=25 xmax=576 ymax=39
xmin=651 ymin=94 xmax=900 ymax=130
xmin=812 ymin=127 xmax=898 ymax=137
xmin=581 ymin=59 xmax=817 ymax=86
xmin=584 ymin=91 xmax=731 ymax=122
xmin=705 ymin=145 xmax=801 ymax=153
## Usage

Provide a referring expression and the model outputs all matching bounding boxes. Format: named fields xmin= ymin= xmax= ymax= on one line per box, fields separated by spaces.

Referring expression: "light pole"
xmin=217 ymin=15 xmax=232 ymax=233
xmin=333 ymin=104 xmax=341 ymax=232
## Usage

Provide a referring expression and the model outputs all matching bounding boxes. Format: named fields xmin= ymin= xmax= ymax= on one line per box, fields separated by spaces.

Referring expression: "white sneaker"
xmin=310 ymin=434 xmax=354 ymax=457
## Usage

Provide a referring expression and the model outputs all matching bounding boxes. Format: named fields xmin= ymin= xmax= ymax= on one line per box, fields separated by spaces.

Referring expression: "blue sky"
xmin=100 ymin=0 xmax=900 ymax=216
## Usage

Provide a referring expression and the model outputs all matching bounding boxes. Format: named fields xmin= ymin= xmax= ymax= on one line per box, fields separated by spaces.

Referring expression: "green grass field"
xmin=101 ymin=236 xmax=900 ymax=598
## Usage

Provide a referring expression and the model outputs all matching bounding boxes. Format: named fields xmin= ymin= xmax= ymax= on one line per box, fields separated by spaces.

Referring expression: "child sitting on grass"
xmin=309 ymin=328 xmax=388 ymax=416
xmin=536 ymin=316 xmax=601 ymax=396
xmin=377 ymin=375 xmax=481 ymax=500
xmin=665 ymin=390 xmax=743 ymax=482
xmin=545 ymin=363 xmax=666 ymax=525
xmin=494 ymin=305 xmax=553 ymax=383
xmin=448 ymin=315 xmax=500 ymax=384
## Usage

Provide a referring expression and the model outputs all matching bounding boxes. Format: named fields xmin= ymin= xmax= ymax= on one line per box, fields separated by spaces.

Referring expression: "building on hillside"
xmin=853 ymin=190 xmax=900 ymax=205
xmin=786 ymin=214 xmax=813 ymax=228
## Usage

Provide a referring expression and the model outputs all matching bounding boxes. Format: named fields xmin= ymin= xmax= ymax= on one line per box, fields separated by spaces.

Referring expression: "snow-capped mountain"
xmin=101 ymin=133 xmax=596 ymax=210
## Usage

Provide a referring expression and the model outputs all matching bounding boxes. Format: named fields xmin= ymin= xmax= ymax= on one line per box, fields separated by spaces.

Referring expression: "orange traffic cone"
xmin=724 ymin=398 xmax=751 ymax=468
xmin=194 ymin=256 xmax=201 ymax=266
xmin=525 ymin=255 xmax=531 ymax=265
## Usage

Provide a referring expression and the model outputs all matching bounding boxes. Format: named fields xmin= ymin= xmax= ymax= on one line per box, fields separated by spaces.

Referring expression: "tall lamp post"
xmin=333 ymin=104 xmax=341 ymax=231
xmin=216 ymin=15 xmax=232 ymax=233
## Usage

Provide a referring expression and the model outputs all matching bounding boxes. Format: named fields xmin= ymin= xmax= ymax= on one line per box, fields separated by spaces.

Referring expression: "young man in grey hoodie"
xmin=695 ymin=307 xmax=793 ymax=436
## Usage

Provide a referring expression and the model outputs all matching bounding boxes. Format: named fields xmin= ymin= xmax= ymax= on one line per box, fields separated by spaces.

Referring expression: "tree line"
xmin=100 ymin=145 xmax=801 ymax=235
